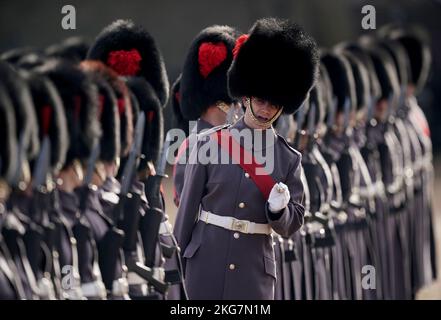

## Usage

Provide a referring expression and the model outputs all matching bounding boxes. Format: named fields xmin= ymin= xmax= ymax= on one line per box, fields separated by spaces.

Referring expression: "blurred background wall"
xmin=1 ymin=0 xmax=440 ymax=152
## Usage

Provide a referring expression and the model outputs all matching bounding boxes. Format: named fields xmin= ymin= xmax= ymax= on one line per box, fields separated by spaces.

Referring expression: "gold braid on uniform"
xmin=244 ymin=97 xmax=283 ymax=129
xmin=215 ymin=101 xmax=232 ymax=114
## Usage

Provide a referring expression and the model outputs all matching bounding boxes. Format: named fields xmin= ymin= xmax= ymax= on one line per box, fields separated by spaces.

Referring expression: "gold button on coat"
xmin=229 ymin=264 xmax=236 ymax=270
xmin=238 ymin=202 xmax=245 ymax=209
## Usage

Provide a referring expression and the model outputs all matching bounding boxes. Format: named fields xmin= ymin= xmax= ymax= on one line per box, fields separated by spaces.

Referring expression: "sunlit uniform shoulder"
xmin=276 ymin=132 xmax=302 ymax=160
xmin=196 ymin=123 xmax=232 ymax=142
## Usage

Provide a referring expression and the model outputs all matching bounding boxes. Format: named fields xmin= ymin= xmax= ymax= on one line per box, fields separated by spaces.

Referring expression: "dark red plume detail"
xmin=198 ymin=42 xmax=227 ymax=78
xmin=117 ymin=98 xmax=125 ymax=115
xmin=174 ymin=91 xmax=181 ymax=103
xmin=147 ymin=111 xmax=155 ymax=123
xmin=41 ymin=105 xmax=52 ymax=136
xmin=107 ymin=49 xmax=142 ymax=76
xmin=233 ymin=34 xmax=249 ymax=60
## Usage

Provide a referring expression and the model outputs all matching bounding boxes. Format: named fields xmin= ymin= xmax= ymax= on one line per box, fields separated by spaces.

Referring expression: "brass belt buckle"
xmin=231 ymin=218 xmax=249 ymax=233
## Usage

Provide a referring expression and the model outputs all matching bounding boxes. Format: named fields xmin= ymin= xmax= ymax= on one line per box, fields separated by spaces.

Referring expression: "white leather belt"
xmin=199 ymin=210 xmax=272 ymax=235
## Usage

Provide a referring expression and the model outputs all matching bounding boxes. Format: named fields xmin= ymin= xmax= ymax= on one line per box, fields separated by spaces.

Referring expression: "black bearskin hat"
xmin=386 ymin=27 xmax=431 ymax=94
xmin=170 ymin=73 xmax=189 ymax=135
xmin=0 ymin=84 xmax=18 ymax=183
xmin=34 ymin=59 xmax=102 ymax=167
xmin=46 ymin=36 xmax=90 ymax=63
xmin=87 ymin=19 xmax=169 ymax=107
xmin=228 ymin=18 xmax=319 ymax=114
xmin=321 ymin=51 xmax=357 ymax=113
xmin=80 ymin=60 xmax=134 ymax=158
xmin=1 ymin=47 xmax=43 ymax=65
xmin=363 ymin=45 xmax=400 ymax=102
xmin=23 ymin=72 xmax=69 ymax=174
xmin=0 ymin=61 xmax=40 ymax=159
xmin=80 ymin=61 xmax=121 ymax=163
xmin=337 ymin=42 xmax=382 ymax=103
xmin=126 ymin=77 xmax=163 ymax=170
xmin=180 ymin=25 xmax=239 ymax=120
xmin=341 ymin=51 xmax=371 ymax=111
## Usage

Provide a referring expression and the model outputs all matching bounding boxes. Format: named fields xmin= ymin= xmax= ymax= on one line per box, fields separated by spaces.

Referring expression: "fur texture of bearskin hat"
xmin=298 ymin=83 xmax=323 ymax=133
xmin=337 ymin=42 xmax=382 ymax=103
xmin=116 ymin=85 xmax=141 ymax=180
xmin=377 ymin=38 xmax=411 ymax=90
xmin=341 ymin=51 xmax=371 ymax=111
xmin=363 ymin=45 xmax=400 ymax=102
xmin=386 ymin=27 xmax=431 ymax=94
xmin=0 ymin=83 xmax=18 ymax=183
xmin=318 ymin=63 xmax=334 ymax=116
xmin=46 ymin=37 xmax=90 ymax=64
xmin=228 ymin=18 xmax=319 ymax=114
xmin=1 ymin=47 xmax=42 ymax=65
xmin=0 ymin=60 xmax=40 ymax=160
xmin=87 ymin=19 xmax=169 ymax=107
xmin=180 ymin=25 xmax=239 ymax=120
xmin=80 ymin=64 xmax=121 ymax=163
xmin=16 ymin=53 xmax=48 ymax=70
xmin=128 ymin=88 xmax=140 ymax=128
xmin=126 ymin=77 xmax=163 ymax=170
xmin=22 ymin=71 xmax=69 ymax=174
xmin=321 ymin=51 xmax=357 ymax=114
xmin=33 ymin=59 xmax=101 ymax=167
xmin=170 ymin=73 xmax=189 ymax=135
xmin=312 ymin=78 xmax=326 ymax=129
xmin=80 ymin=60 xmax=133 ymax=158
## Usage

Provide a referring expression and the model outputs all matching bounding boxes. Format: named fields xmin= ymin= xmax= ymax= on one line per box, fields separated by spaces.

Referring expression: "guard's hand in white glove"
xmin=268 ymin=182 xmax=291 ymax=213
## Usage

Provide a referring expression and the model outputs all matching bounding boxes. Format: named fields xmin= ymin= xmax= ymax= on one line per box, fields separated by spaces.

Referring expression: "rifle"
xmin=141 ymin=129 xmax=185 ymax=288
xmin=24 ymin=137 xmax=58 ymax=299
xmin=115 ymin=112 xmax=168 ymax=295
xmin=72 ymin=141 xmax=107 ymax=299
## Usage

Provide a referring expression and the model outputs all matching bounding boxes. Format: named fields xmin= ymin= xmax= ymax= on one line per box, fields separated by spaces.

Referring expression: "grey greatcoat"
xmin=174 ymin=118 xmax=305 ymax=300
xmin=173 ymin=119 xmax=213 ymax=206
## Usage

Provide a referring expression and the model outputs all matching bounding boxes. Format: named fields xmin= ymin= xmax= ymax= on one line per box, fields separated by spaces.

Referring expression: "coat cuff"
xmin=265 ymin=202 xmax=286 ymax=221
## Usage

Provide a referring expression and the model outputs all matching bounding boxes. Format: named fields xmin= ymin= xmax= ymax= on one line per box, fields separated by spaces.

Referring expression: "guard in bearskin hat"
xmin=13 ymin=68 xmax=70 ymax=300
xmin=174 ymin=17 xmax=318 ymax=299
xmin=33 ymin=59 xmax=104 ymax=299
xmin=0 ymin=82 xmax=24 ymax=300
xmin=0 ymin=60 xmax=44 ymax=300
xmin=383 ymin=27 xmax=437 ymax=294
xmin=46 ymin=37 xmax=90 ymax=64
xmin=88 ymin=19 xmax=171 ymax=299
xmin=173 ymin=25 xmax=242 ymax=205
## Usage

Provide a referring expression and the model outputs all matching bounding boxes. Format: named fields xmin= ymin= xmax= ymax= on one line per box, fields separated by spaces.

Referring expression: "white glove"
xmin=268 ymin=182 xmax=291 ymax=213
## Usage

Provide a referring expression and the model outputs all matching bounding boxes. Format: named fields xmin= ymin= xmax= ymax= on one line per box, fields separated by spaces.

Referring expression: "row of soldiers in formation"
xmin=0 ymin=17 xmax=437 ymax=300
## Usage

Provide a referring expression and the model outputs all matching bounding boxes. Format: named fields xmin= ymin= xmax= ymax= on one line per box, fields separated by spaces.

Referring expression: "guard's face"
xmin=249 ymin=97 xmax=281 ymax=123
xmin=375 ymin=99 xmax=389 ymax=123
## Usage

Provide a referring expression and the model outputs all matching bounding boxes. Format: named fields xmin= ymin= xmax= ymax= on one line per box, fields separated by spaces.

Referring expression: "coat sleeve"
xmin=265 ymin=153 xmax=305 ymax=238
xmin=173 ymin=140 xmax=207 ymax=256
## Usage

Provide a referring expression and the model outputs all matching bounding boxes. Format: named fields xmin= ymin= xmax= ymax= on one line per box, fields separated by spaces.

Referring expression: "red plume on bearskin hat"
xmin=87 ymin=19 xmax=169 ymax=108
xmin=180 ymin=25 xmax=240 ymax=120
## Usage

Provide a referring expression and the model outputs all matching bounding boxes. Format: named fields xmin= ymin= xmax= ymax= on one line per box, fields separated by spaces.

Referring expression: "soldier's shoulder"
xmin=276 ymin=133 xmax=302 ymax=159
xmin=197 ymin=123 xmax=231 ymax=142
